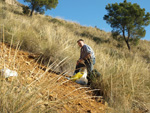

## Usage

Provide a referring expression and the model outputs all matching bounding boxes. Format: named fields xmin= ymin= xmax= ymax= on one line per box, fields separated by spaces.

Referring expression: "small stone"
xmin=44 ymin=102 xmax=49 ymax=106
xmin=26 ymin=77 xmax=33 ymax=84
xmin=25 ymin=61 xmax=30 ymax=65
xmin=49 ymin=94 xmax=56 ymax=101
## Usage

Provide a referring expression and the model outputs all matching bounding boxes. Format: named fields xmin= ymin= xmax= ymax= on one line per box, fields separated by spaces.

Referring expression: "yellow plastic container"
xmin=70 ymin=72 xmax=84 ymax=81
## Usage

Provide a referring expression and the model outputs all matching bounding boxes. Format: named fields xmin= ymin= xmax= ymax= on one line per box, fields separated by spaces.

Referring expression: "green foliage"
xmin=22 ymin=6 xmax=30 ymax=15
xmin=130 ymin=37 xmax=140 ymax=46
xmin=90 ymin=69 xmax=102 ymax=81
xmin=104 ymin=0 xmax=150 ymax=50
xmin=24 ymin=0 xmax=58 ymax=16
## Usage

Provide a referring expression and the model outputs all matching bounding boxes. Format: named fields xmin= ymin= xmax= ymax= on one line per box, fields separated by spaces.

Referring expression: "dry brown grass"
xmin=0 ymin=43 xmax=107 ymax=113
xmin=1 ymin=1 xmax=150 ymax=112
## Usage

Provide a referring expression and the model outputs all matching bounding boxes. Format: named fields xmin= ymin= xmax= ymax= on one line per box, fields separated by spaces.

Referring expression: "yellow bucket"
xmin=70 ymin=72 xmax=84 ymax=81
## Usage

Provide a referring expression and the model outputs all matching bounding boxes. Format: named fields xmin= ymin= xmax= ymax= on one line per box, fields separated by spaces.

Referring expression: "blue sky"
xmin=17 ymin=0 xmax=150 ymax=41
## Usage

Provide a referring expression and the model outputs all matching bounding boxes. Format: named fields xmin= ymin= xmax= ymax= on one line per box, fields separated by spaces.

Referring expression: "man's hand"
xmin=85 ymin=54 xmax=91 ymax=59
xmin=78 ymin=59 xmax=83 ymax=63
xmin=77 ymin=59 xmax=84 ymax=65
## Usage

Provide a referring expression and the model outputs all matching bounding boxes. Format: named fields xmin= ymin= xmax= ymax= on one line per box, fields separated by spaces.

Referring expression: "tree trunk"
xmin=122 ymin=28 xmax=131 ymax=51
xmin=125 ymin=40 xmax=130 ymax=51
xmin=30 ymin=2 xmax=36 ymax=17
xmin=30 ymin=7 xmax=34 ymax=16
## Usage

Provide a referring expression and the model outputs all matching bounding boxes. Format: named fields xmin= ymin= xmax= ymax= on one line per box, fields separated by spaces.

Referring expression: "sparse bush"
xmin=22 ymin=6 xmax=30 ymax=15
xmin=49 ymin=18 xmax=64 ymax=26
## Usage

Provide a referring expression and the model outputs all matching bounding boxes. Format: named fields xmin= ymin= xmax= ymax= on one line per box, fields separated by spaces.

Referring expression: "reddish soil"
xmin=0 ymin=43 xmax=110 ymax=113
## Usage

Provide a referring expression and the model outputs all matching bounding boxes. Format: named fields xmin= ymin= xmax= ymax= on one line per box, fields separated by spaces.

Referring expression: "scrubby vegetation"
xmin=0 ymin=1 xmax=150 ymax=112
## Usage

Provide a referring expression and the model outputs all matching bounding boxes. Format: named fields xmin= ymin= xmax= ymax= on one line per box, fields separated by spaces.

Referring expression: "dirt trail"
xmin=0 ymin=43 xmax=110 ymax=113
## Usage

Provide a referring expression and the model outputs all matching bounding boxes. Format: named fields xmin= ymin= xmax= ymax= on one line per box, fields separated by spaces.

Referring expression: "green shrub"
xmin=22 ymin=6 xmax=30 ymax=15
xmin=49 ymin=18 xmax=64 ymax=25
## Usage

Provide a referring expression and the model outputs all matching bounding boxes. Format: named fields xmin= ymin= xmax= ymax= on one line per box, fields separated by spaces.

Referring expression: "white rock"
xmin=1 ymin=68 xmax=18 ymax=78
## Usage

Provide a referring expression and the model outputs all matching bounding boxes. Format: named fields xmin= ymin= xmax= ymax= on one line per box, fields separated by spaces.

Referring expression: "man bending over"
xmin=74 ymin=39 xmax=95 ymax=85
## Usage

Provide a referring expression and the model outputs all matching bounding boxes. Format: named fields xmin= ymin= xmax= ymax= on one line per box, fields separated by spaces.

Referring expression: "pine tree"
xmin=24 ymin=0 xmax=58 ymax=16
xmin=104 ymin=0 xmax=150 ymax=50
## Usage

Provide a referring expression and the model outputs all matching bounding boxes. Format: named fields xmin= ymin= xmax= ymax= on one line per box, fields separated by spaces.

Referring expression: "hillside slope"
xmin=1 ymin=1 xmax=150 ymax=112
xmin=0 ymin=43 xmax=111 ymax=113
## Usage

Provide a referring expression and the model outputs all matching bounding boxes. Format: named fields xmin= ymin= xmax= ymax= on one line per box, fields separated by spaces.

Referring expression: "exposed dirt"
xmin=0 ymin=43 xmax=111 ymax=113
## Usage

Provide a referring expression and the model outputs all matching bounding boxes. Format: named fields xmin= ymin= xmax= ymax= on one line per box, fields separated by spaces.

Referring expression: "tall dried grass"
xmin=0 ymin=38 xmax=100 ymax=113
xmin=1 ymin=1 xmax=150 ymax=112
